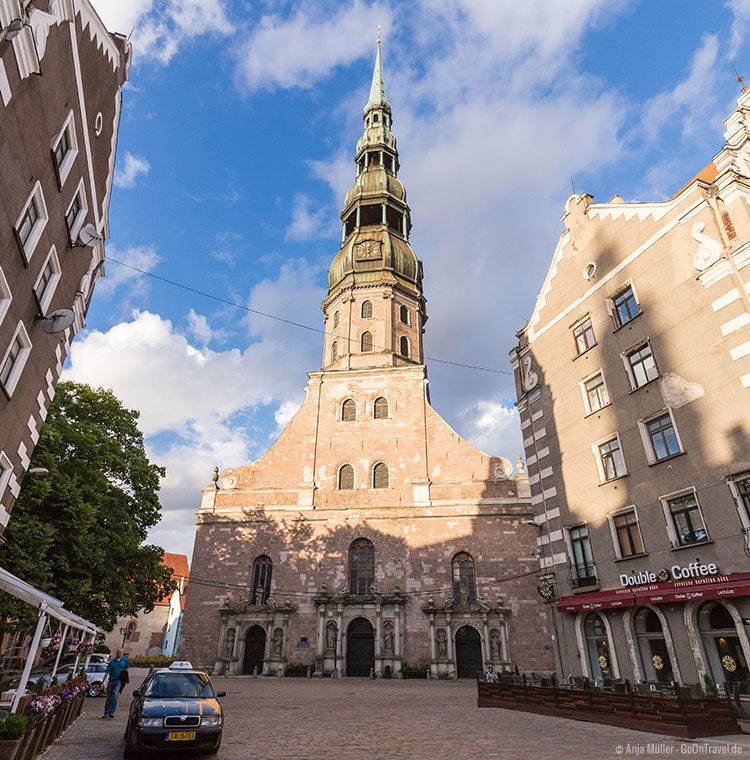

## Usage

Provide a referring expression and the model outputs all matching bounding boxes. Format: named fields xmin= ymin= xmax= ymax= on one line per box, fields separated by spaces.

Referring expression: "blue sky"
xmin=65 ymin=0 xmax=750 ymax=561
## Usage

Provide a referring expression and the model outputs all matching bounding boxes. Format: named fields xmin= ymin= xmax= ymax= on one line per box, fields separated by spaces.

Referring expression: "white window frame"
xmin=606 ymin=279 xmax=641 ymax=329
xmin=14 ymin=181 xmax=49 ymax=263
xmin=607 ymin=505 xmax=646 ymax=560
xmin=0 ymin=451 xmax=12 ymax=501
xmin=0 ymin=320 xmax=32 ymax=397
xmin=726 ymin=472 xmax=750 ymax=533
xmin=33 ymin=246 xmax=62 ymax=315
xmin=64 ymin=178 xmax=88 ymax=244
xmin=571 ymin=315 xmax=596 ymax=356
xmin=579 ymin=367 xmax=610 ymax=415
xmin=592 ymin=432 xmax=628 ymax=483
xmin=637 ymin=408 xmax=684 ymax=464
xmin=659 ymin=487 xmax=709 ymax=549
xmin=622 ymin=340 xmax=659 ymax=391
xmin=51 ymin=110 xmax=79 ymax=188
xmin=0 ymin=266 xmax=11 ymax=327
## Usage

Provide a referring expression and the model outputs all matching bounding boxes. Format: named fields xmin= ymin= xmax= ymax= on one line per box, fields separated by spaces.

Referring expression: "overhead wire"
xmin=105 ymin=257 xmax=515 ymax=376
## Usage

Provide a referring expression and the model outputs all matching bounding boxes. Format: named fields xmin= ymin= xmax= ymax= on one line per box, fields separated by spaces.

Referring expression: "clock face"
xmin=537 ymin=579 xmax=554 ymax=600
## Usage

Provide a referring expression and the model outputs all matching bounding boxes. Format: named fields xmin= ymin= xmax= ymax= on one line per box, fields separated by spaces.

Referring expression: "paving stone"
xmin=41 ymin=674 xmax=748 ymax=760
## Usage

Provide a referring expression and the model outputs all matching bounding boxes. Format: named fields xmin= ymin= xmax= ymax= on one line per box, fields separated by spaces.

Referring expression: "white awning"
xmin=0 ymin=565 xmax=101 ymax=635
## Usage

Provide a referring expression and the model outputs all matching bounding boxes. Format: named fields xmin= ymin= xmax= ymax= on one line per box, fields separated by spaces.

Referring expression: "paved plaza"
xmin=42 ymin=671 xmax=749 ymax=760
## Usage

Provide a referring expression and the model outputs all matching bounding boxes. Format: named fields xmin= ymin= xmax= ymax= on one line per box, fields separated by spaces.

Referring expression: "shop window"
xmin=634 ymin=608 xmax=673 ymax=684
xmin=584 ymin=613 xmax=613 ymax=681
xmin=698 ymin=602 xmax=750 ymax=695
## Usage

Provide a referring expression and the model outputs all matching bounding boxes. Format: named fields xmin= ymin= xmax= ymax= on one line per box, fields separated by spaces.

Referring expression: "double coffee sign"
xmin=619 ymin=561 xmax=718 ymax=588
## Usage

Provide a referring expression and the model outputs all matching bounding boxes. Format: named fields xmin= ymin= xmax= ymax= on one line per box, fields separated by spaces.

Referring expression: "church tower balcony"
xmin=323 ymin=38 xmax=426 ymax=372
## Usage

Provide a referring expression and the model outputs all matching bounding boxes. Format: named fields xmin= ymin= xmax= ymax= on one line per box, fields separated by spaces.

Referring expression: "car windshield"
xmin=143 ymin=673 xmax=214 ymax=699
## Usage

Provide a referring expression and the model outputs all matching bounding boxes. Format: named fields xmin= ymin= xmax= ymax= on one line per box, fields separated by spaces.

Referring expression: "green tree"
xmin=0 ymin=381 xmax=176 ymax=633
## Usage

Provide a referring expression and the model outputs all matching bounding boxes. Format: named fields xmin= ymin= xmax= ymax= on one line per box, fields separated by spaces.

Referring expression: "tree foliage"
xmin=0 ymin=381 xmax=176 ymax=632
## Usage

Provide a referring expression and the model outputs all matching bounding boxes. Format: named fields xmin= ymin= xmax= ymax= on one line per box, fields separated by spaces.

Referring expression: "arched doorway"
xmin=455 ymin=625 xmax=482 ymax=678
xmin=242 ymin=625 xmax=266 ymax=675
xmin=346 ymin=618 xmax=374 ymax=677
xmin=634 ymin=608 xmax=673 ymax=683
xmin=698 ymin=601 xmax=750 ymax=694
xmin=584 ymin=613 xmax=613 ymax=681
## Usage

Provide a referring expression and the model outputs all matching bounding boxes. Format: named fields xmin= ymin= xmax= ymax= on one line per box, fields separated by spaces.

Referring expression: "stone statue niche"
xmin=489 ymin=628 xmax=502 ymax=662
xmin=271 ymin=627 xmax=284 ymax=657
xmin=435 ymin=627 xmax=448 ymax=659
xmin=382 ymin=620 xmax=394 ymax=655
xmin=325 ymin=621 xmax=338 ymax=653
xmin=224 ymin=627 xmax=236 ymax=658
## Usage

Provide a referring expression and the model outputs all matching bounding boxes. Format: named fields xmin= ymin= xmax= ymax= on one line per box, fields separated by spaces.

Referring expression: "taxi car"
xmin=123 ymin=662 xmax=225 ymax=757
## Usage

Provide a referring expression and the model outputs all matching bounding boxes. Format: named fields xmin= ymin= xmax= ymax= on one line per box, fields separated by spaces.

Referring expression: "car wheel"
xmin=123 ymin=725 xmax=140 ymax=759
xmin=87 ymin=682 xmax=102 ymax=698
xmin=205 ymin=736 xmax=222 ymax=755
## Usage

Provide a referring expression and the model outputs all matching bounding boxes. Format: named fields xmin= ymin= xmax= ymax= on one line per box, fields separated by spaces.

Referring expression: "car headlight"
xmin=138 ymin=717 xmax=163 ymax=728
xmin=200 ymin=715 xmax=222 ymax=727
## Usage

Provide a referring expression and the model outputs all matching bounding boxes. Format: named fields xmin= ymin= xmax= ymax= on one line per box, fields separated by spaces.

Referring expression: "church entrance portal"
xmin=455 ymin=625 xmax=482 ymax=678
xmin=346 ymin=618 xmax=375 ymax=677
xmin=243 ymin=625 xmax=266 ymax=675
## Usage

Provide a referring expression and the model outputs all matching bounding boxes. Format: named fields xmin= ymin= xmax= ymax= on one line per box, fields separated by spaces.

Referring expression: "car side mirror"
xmin=216 ymin=691 xmax=226 ymax=698
xmin=132 ymin=689 xmax=141 ymax=698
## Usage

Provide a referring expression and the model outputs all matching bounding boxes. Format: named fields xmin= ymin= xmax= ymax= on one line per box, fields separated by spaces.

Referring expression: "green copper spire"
xmin=365 ymin=32 xmax=390 ymax=114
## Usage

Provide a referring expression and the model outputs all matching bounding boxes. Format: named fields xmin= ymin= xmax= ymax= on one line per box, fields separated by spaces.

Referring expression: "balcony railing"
xmin=569 ymin=561 xmax=598 ymax=588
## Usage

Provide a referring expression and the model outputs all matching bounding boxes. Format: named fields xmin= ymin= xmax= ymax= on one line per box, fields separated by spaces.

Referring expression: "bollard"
xmin=370 ymin=668 xmax=375 ymax=679
xmin=306 ymin=666 xmax=311 ymax=679
xmin=277 ymin=667 xmax=283 ymax=678
xmin=252 ymin=666 xmax=258 ymax=677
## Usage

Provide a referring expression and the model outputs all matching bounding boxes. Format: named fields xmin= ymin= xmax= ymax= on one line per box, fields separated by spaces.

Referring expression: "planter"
xmin=0 ymin=738 xmax=22 ymax=760
xmin=22 ymin=722 xmax=44 ymax=760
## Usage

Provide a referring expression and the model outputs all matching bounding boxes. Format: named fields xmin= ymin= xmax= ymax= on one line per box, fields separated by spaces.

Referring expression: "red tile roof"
xmin=156 ymin=552 xmax=190 ymax=606
xmin=669 ymin=162 xmax=717 ymax=200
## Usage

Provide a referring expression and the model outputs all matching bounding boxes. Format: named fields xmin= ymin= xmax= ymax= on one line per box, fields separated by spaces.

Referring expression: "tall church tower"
xmin=323 ymin=41 xmax=426 ymax=371
xmin=180 ymin=43 xmax=550 ymax=682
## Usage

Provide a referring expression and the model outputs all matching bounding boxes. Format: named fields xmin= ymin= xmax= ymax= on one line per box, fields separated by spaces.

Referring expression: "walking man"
xmin=103 ymin=649 xmax=129 ymax=719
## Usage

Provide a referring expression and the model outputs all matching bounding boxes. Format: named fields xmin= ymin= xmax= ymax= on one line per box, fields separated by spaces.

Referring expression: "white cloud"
xmin=91 ymin=0 xmax=232 ymax=64
xmin=99 ymin=244 xmax=159 ymax=297
xmin=457 ymin=401 xmax=523 ymax=459
xmin=114 ymin=152 xmax=151 ymax=189
xmin=284 ymin=194 xmax=337 ymax=242
xmin=727 ymin=0 xmax=750 ymax=58
xmin=641 ymin=34 xmax=720 ymax=142
xmin=236 ymin=0 xmax=392 ymax=92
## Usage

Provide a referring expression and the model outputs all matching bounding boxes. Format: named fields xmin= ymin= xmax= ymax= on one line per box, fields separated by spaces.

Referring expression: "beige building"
xmin=511 ymin=88 xmax=750 ymax=692
xmin=179 ymin=44 xmax=553 ymax=680
xmin=0 ymin=0 xmax=130 ymax=529
xmin=103 ymin=553 xmax=189 ymax=658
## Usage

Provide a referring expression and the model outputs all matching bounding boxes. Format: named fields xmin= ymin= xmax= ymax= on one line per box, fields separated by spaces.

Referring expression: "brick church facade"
xmin=179 ymin=44 xmax=553 ymax=679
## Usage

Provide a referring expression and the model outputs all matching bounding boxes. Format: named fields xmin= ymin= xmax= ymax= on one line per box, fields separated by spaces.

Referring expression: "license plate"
xmin=166 ymin=731 xmax=196 ymax=741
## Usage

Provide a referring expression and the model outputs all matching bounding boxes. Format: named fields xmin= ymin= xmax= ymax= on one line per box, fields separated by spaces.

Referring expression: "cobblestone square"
xmin=40 ymin=670 xmax=749 ymax=760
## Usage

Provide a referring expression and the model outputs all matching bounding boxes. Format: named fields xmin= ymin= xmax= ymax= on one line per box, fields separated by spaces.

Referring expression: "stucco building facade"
xmin=0 ymin=0 xmax=130 ymax=530
xmin=180 ymin=45 xmax=553 ymax=679
xmin=511 ymin=88 xmax=750 ymax=692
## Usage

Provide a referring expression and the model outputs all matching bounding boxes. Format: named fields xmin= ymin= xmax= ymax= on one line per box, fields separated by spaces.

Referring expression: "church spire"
xmin=365 ymin=30 xmax=390 ymax=115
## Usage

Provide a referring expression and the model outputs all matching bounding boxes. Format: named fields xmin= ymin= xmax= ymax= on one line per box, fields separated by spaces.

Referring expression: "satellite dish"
xmin=41 ymin=309 xmax=75 ymax=334
xmin=78 ymin=223 xmax=103 ymax=247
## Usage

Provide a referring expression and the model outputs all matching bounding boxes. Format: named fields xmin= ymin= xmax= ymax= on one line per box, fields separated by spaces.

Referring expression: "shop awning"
xmin=557 ymin=588 xmax=635 ymax=612
xmin=557 ymin=572 xmax=750 ymax=613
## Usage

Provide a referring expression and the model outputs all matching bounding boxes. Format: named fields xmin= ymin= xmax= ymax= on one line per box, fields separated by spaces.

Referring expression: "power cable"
xmin=106 ymin=257 xmax=514 ymax=376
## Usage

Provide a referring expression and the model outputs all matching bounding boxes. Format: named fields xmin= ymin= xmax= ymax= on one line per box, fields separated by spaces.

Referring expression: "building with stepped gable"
xmin=180 ymin=43 xmax=553 ymax=679
xmin=511 ymin=86 xmax=750 ymax=692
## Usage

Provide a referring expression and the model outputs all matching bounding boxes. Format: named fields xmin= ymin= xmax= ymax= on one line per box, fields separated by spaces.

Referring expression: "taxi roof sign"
xmin=168 ymin=661 xmax=193 ymax=670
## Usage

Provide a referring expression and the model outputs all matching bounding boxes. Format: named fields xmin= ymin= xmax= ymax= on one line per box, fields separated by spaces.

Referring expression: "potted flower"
xmin=0 ymin=714 xmax=27 ymax=760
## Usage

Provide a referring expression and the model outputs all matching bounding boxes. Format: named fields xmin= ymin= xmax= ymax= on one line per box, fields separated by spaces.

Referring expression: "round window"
xmin=94 ymin=112 xmax=103 ymax=137
xmin=583 ymin=262 xmax=597 ymax=280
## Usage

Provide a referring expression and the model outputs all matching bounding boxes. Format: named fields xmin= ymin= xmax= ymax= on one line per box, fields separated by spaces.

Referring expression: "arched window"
xmin=373 ymin=462 xmax=389 ymax=489
xmin=361 ymin=300 xmax=373 ymax=319
xmin=331 ymin=341 xmax=338 ymax=362
xmin=123 ymin=621 xmax=137 ymax=641
xmin=399 ymin=305 xmax=409 ymax=324
xmin=373 ymin=397 xmax=388 ymax=419
xmin=333 ymin=311 xmax=340 ymax=329
xmin=361 ymin=331 xmax=373 ymax=352
xmin=251 ymin=555 xmax=272 ymax=606
xmin=400 ymin=336 xmax=409 ymax=358
xmin=452 ymin=552 xmax=476 ymax=605
xmin=341 ymin=399 xmax=356 ymax=421
xmin=338 ymin=464 xmax=354 ymax=490
xmin=349 ymin=538 xmax=374 ymax=595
